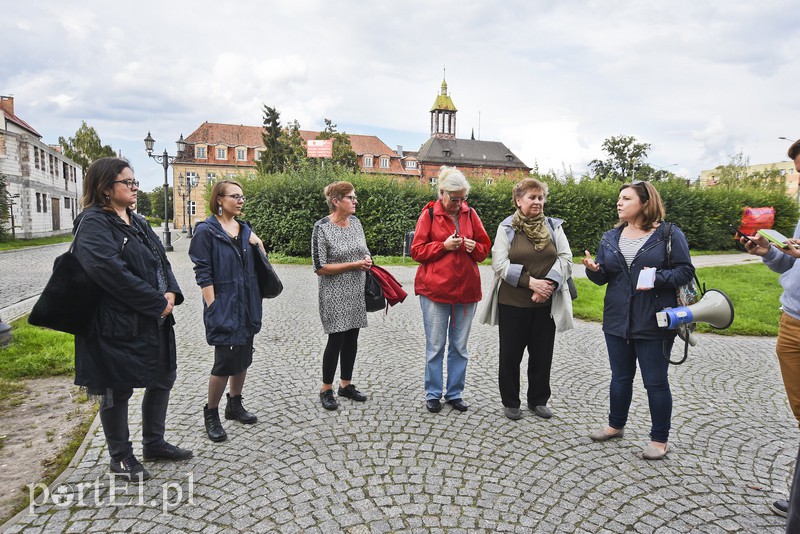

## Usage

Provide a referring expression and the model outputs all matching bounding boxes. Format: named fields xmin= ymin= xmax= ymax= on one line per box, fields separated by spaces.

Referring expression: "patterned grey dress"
xmin=311 ymin=216 xmax=370 ymax=334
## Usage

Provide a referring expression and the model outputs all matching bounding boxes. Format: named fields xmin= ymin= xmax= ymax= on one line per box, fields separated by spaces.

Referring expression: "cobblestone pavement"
xmin=1 ymin=238 xmax=795 ymax=533
xmin=0 ymin=243 xmax=69 ymax=317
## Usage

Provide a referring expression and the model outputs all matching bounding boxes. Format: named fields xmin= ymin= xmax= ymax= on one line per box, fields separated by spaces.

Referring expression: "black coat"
xmin=586 ymin=223 xmax=694 ymax=340
xmin=72 ymin=206 xmax=183 ymax=391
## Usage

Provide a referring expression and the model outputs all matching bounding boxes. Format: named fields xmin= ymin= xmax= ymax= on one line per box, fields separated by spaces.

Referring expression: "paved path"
xmin=1 ymin=241 xmax=795 ymax=533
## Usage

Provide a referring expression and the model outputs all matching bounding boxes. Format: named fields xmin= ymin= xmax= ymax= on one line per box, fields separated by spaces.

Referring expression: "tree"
xmin=58 ymin=121 xmax=116 ymax=174
xmin=589 ymin=135 xmax=651 ymax=181
xmin=258 ymin=105 xmax=288 ymax=174
xmin=135 ymin=190 xmax=152 ymax=216
xmin=317 ymin=119 xmax=358 ymax=172
xmin=149 ymin=186 xmax=173 ymax=220
xmin=284 ymin=119 xmax=308 ymax=170
xmin=711 ymin=152 xmax=786 ymax=191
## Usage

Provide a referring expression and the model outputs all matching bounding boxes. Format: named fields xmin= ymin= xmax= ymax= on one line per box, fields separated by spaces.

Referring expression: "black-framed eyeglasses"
xmin=343 ymin=195 xmax=358 ymax=202
xmin=446 ymin=191 xmax=468 ymax=202
xmin=630 ymin=180 xmax=649 ymax=201
xmin=222 ymin=194 xmax=246 ymax=201
xmin=114 ymin=179 xmax=140 ymax=189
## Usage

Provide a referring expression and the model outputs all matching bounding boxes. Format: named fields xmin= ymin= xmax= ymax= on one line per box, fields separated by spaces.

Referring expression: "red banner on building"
xmin=307 ymin=139 xmax=333 ymax=158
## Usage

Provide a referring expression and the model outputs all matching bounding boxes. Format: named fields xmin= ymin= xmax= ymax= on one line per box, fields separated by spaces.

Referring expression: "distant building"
xmin=0 ymin=96 xmax=82 ymax=238
xmin=173 ymin=122 xmax=419 ymax=225
xmin=699 ymin=160 xmax=800 ymax=200
xmin=416 ymin=79 xmax=531 ymax=185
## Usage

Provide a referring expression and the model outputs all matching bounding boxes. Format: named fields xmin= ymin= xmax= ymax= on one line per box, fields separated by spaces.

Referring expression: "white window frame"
xmin=188 ymin=200 xmax=196 ymax=216
xmin=216 ymin=147 xmax=227 ymax=160
xmin=236 ymin=148 xmax=247 ymax=161
xmin=380 ymin=157 xmax=389 ymax=169
xmin=195 ymin=146 xmax=207 ymax=159
xmin=363 ymin=155 xmax=373 ymax=168
xmin=207 ymin=172 xmax=216 ymax=185
xmin=405 ymin=160 xmax=417 ymax=169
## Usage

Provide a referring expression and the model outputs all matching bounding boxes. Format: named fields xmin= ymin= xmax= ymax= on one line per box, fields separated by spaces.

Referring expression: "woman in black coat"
xmin=189 ymin=180 xmax=264 ymax=442
xmin=73 ymin=157 xmax=192 ymax=482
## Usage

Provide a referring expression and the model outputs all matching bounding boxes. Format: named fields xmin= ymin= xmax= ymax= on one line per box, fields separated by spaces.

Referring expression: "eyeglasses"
xmin=446 ymin=191 xmax=468 ymax=202
xmin=222 ymin=194 xmax=246 ymax=201
xmin=630 ymin=180 xmax=649 ymax=201
xmin=343 ymin=195 xmax=357 ymax=202
xmin=114 ymin=179 xmax=140 ymax=189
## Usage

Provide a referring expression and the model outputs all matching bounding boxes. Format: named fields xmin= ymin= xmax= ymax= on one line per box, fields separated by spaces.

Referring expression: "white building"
xmin=0 ymin=96 xmax=82 ymax=238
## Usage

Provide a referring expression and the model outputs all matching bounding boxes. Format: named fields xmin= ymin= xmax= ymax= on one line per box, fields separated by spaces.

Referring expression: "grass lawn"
xmin=0 ymin=234 xmax=73 ymax=252
xmin=573 ymin=263 xmax=782 ymax=337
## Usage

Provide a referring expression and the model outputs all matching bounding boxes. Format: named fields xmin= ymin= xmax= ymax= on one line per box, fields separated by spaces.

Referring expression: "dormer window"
xmin=195 ymin=146 xmax=207 ymax=159
xmin=505 ymin=153 xmax=514 ymax=161
xmin=216 ymin=147 xmax=227 ymax=160
xmin=380 ymin=157 xmax=389 ymax=169
xmin=236 ymin=148 xmax=247 ymax=161
xmin=363 ymin=155 xmax=373 ymax=168
xmin=405 ymin=160 xmax=417 ymax=169
xmin=442 ymin=149 xmax=451 ymax=157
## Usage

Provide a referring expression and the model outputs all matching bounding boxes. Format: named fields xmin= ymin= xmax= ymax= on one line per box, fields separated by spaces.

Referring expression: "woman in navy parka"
xmin=189 ymin=180 xmax=264 ymax=442
xmin=582 ymin=181 xmax=694 ymax=460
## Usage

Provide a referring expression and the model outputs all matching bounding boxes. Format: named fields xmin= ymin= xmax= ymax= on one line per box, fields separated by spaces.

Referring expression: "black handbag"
xmin=365 ymin=270 xmax=385 ymax=312
xmin=252 ymin=246 xmax=283 ymax=299
xmin=29 ymin=216 xmax=103 ymax=335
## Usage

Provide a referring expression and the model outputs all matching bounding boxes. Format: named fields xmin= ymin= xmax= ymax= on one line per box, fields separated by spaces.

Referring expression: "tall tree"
xmin=258 ymin=105 xmax=288 ymax=174
xmin=317 ymin=119 xmax=358 ymax=172
xmin=58 ymin=121 xmax=116 ymax=174
xmin=284 ymin=119 xmax=308 ymax=170
xmin=589 ymin=135 xmax=651 ymax=181
xmin=711 ymin=152 xmax=786 ymax=191
xmin=149 ymin=186 xmax=173 ymax=220
xmin=135 ymin=190 xmax=152 ymax=216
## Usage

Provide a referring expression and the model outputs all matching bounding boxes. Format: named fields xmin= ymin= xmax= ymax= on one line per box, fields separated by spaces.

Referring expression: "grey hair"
xmin=437 ymin=166 xmax=470 ymax=195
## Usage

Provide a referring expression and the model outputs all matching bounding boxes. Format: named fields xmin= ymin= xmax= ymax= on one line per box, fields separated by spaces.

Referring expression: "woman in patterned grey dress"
xmin=312 ymin=181 xmax=373 ymax=411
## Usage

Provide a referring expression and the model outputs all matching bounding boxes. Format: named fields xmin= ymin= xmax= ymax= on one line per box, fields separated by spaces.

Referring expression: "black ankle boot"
xmin=225 ymin=393 xmax=258 ymax=424
xmin=203 ymin=404 xmax=228 ymax=442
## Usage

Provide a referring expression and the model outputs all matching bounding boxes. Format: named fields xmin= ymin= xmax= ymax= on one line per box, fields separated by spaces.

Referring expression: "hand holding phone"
xmin=728 ymin=224 xmax=752 ymax=243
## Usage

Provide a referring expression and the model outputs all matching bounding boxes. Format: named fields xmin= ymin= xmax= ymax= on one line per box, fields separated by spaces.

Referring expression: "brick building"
xmin=416 ymin=79 xmax=530 ymax=185
xmin=0 ymin=96 xmax=82 ymax=238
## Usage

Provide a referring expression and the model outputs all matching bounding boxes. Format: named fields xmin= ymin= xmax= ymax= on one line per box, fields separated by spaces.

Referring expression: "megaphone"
xmin=656 ymin=289 xmax=735 ymax=333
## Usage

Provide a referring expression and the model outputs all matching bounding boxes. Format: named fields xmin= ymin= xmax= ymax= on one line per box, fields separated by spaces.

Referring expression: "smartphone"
xmin=727 ymin=224 xmax=752 ymax=243
xmin=453 ymin=227 xmax=460 ymax=238
xmin=758 ymin=228 xmax=798 ymax=249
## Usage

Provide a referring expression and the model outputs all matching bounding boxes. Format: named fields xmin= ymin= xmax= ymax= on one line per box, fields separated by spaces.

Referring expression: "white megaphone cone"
xmin=656 ymin=289 xmax=734 ymax=336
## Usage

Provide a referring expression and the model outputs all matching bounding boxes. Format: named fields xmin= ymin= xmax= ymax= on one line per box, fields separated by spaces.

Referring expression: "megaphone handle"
xmin=667 ymin=336 xmax=689 ymax=365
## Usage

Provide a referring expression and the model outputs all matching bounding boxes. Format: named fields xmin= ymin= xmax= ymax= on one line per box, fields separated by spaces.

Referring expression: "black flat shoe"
xmin=447 ymin=398 xmax=469 ymax=412
xmin=320 ymin=389 xmax=339 ymax=410
xmin=143 ymin=442 xmax=194 ymax=461
xmin=337 ymin=384 xmax=367 ymax=402
xmin=110 ymin=455 xmax=151 ymax=482
xmin=426 ymin=399 xmax=442 ymax=413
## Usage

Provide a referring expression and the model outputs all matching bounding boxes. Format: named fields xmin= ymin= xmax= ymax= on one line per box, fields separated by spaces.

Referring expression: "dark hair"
xmin=616 ymin=181 xmax=665 ymax=231
xmin=323 ymin=181 xmax=354 ymax=212
xmin=788 ymin=139 xmax=800 ymax=160
xmin=208 ymin=180 xmax=243 ymax=215
xmin=81 ymin=157 xmax=132 ymax=210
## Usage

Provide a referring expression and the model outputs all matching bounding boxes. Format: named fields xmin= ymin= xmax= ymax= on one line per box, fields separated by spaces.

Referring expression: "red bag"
xmin=737 ymin=207 xmax=775 ymax=239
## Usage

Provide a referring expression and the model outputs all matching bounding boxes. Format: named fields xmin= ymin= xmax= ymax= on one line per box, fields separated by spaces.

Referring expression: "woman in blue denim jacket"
xmin=189 ymin=180 xmax=264 ymax=442
xmin=582 ymin=181 xmax=694 ymax=460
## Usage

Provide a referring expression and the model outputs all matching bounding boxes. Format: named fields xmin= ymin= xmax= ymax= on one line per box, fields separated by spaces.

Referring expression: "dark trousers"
xmin=99 ymin=325 xmax=176 ymax=461
xmin=322 ymin=328 xmax=359 ymax=385
xmin=605 ymin=333 xmax=673 ymax=443
xmin=498 ymin=304 xmax=556 ymax=408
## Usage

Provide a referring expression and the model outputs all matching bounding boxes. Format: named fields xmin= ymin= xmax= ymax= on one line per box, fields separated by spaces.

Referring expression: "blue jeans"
xmin=605 ymin=333 xmax=673 ymax=443
xmin=420 ymin=296 xmax=476 ymax=401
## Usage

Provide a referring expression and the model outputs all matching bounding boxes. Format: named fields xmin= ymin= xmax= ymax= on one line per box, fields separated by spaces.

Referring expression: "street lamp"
xmin=144 ymin=132 xmax=186 ymax=252
xmin=177 ymin=173 xmax=195 ymax=238
xmin=177 ymin=173 xmax=187 ymax=233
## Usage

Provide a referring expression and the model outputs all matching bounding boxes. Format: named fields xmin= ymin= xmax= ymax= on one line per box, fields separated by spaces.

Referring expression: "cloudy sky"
xmin=2 ymin=0 xmax=799 ymax=190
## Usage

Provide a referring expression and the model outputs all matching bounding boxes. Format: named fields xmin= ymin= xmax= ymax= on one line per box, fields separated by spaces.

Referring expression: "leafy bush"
xmin=238 ymin=170 xmax=798 ymax=256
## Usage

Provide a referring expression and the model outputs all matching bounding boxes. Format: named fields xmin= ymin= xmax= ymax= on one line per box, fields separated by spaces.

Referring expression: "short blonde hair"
xmin=437 ymin=166 xmax=470 ymax=195
xmin=323 ymin=181 xmax=354 ymax=212
xmin=512 ymin=178 xmax=548 ymax=202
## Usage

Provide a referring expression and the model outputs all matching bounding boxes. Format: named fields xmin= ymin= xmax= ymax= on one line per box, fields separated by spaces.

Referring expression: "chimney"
xmin=0 ymin=96 xmax=14 ymax=116
xmin=396 ymin=145 xmax=403 ymax=157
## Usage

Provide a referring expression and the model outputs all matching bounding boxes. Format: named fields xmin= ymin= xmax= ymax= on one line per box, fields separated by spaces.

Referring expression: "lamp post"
xmin=185 ymin=173 xmax=194 ymax=238
xmin=144 ymin=132 xmax=186 ymax=252
xmin=177 ymin=173 xmax=187 ymax=233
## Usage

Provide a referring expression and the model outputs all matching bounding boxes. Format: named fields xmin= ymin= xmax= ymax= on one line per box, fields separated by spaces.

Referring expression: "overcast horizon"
xmin=3 ymin=0 xmax=799 ymax=190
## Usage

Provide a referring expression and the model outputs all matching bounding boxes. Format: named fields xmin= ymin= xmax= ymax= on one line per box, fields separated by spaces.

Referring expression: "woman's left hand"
xmin=161 ymin=292 xmax=176 ymax=317
xmin=462 ymin=238 xmax=476 ymax=253
xmin=777 ymin=238 xmax=800 ymax=258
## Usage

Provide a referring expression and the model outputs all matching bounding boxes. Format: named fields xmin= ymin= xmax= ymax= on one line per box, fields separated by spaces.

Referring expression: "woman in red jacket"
xmin=410 ymin=166 xmax=491 ymax=413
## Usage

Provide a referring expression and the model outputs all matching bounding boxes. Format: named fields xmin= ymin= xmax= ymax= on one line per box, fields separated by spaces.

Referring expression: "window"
xmin=236 ymin=148 xmax=246 ymax=161
xmin=49 ymin=154 xmax=54 ymax=174
xmin=64 ymin=197 xmax=71 ymax=209
xmin=42 ymin=194 xmax=47 ymax=212
xmin=363 ymin=155 xmax=373 ymax=168
xmin=195 ymin=146 xmax=207 ymax=159
xmin=188 ymin=201 xmax=196 ymax=216
xmin=405 ymin=160 xmax=417 ymax=169
xmin=429 ymin=178 xmax=437 ymax=187
xmin=254 ymin=150 xmax=262 ymax=161
xmin=216 ymin=147 xmax=227 ymax=160
xmin=186 ymin=172 xmax=198 ymax=186
xmin=380 ymin=157 xmax=389 ymax=169
xmin=207 ymin=172 xmax=216 ymax=185
xmin=36 ymin=193 xmax=41 ymax=212
xmin=34 ymin=147 xmax=40 ymax=169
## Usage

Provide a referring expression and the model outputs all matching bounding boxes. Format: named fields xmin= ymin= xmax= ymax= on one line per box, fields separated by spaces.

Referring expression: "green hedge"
xmin=240 ymin=168 xmax=798 ymax=256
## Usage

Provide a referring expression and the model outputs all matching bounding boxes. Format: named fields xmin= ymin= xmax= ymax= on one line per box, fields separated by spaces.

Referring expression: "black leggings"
xmin=322 ymin=328 xmax=360 ymax=384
